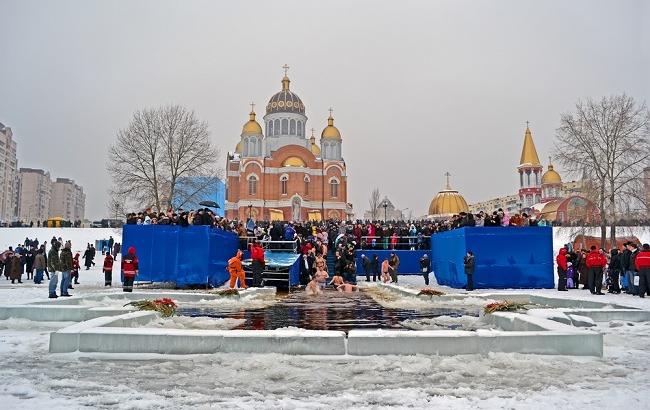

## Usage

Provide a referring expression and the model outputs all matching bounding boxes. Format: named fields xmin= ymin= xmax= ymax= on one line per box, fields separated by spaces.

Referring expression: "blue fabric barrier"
xmin=122 ymin=225 xmax=239 ymax=287
xmin=431 ymin=227 xmax=554 ymax=289
xmin=354 ymin=250 xmax=430 ymax=276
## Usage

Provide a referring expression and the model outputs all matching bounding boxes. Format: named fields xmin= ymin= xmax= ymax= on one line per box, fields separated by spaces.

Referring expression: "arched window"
xmin=281 ymin=119 xmax=288 ymax=134
xmin=280 ymin=175 xmax=288 ymax=195
xmin=274 ymin=119 xmax=280 ymax=136
xmin=248 ymin=175 xmax=258 ymax=196
xmin=268 ymin=121 xmax=273 ymax=136
xmin=297 ymin=120 xmax=303 ymax=137
xmin=257 ymin=139 xmax=262 ymax=156
xmin=304 ymin=175 xmax=310 ymax=195
xmin=329 ymin=178 xmax=339 ymax=198
xmin=242 ymin=137 xmax=249 ymax=156
xmin=290 ymin=119 xmax=296 ymax=135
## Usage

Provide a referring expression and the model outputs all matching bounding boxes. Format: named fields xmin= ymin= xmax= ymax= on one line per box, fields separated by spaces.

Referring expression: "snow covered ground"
xmin=1 ymin=228 xmax=650 ymax=409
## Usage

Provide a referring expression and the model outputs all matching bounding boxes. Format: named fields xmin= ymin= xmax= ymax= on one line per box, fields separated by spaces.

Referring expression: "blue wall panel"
xmin=431 ymin=227 xmax=554 ymax=289
xmin=122 ymin=225 xmax=238 ymax=287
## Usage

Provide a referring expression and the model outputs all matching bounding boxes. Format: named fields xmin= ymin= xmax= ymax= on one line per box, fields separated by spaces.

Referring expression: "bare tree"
xmin=107 ymin=190 xmax=128 ymax=221
xmin=554 ymin=94 xmax=650 ymax=248
xmin=107 ymin=105 xmax=221 ymax=213
xmin=368 ymin=188 xmax=381 ymax=220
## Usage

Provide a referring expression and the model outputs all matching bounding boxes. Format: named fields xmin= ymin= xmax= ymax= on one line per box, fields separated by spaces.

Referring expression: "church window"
xmin=257 ymin=139 xmax=262 ymax=156
xmin=268 ymin=121 xmax=273 ymax=136
xmin=330 ymin=178 xmax=339 ymax=198
xmin=243 ymin=138 xmax=249 ymax=156
xmin=248 ymin=175 xmax=258 ymax=196
xmin=519 ymin=172 xmax=523 ymax=188
xmin=297 ymin=121 xmax=303 ymax=136
xmin=274 ymin=119 xmax=280 ymax=136
xmin=282 ymin=119 xmax=288 ymax=134
xmin=290 ymin=119 xmax=296 ymax=135
xmin=280 ymin=175 xmax=288 ymax=195
xmin=304 ymin=175 xmax=310 ymax=195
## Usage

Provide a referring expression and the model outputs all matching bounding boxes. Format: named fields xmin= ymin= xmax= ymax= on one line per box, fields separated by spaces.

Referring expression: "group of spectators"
xmin=556 ymin=242 xmax=650 ymax=298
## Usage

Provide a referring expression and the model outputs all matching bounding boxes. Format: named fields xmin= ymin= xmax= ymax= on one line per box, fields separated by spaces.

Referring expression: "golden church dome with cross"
xmin=241 ymin=104 xmax=263 ymax=135
xmin=428 ymin=173 xmax=469 ymax=217
xmin=321 ymin=109 xmax=342 ymax=140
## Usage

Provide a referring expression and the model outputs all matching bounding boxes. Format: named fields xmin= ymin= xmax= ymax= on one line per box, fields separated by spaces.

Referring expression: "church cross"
xmin=250 ymin=102 xmax=255 ymax=112
xmin=526 ymin=120 xmax=530 ymax=128
xmin=282 ymin=64 xmax=290 ymax=76
xmin=328 ymin=107 xmax=333 ymax=117
xmin=311 ymin=128 xmax=315 ymax=137
xmin=444 ymin=172 xmax=451 ymax=188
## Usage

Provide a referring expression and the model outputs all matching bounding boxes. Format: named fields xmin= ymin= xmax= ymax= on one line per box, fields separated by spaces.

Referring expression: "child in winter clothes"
xmin=70 ymin=253 xmax=80 ymax=287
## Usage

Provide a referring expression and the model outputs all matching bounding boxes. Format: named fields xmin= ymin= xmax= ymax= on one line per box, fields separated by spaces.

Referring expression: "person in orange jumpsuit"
xmin=227 ymin=250 xmax=248 ymax=289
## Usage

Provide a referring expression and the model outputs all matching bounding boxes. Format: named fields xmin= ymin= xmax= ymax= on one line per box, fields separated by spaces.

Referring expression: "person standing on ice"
xmin=585 ymin=245 xmax=606 ymax=295
xmin=250 ymin=240 xmax=265 ymax=287
xmin=33 ymin=248 xmax=46 ymax=284
xmin=47 ymin=241 xmax=61 ymax=298
xmin=420 ymin=254 xmax=431 ymax=286
xmin=227 ymin=250 xmax=247 ymax=289
xmin=121 ymin=246 xmax=139 ymax=292
xmin=83 ymin=244 xmax=93 ymax=270
xmin=103 ymin=252 xmax=114 ymax=286
xmin=556 ymin=248 xmax=569 ymax=291
xmin=59 ymin=241 xmax=73 ymax=297
xmin=464 ymin=250 xmax=475 ymax=291
xmin=634 ymin=244 xmax=650 ymax=298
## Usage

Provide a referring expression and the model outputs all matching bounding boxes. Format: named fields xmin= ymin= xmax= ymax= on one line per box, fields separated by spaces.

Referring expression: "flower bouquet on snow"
xmin=213 ymin=288 xmax=240 ymax=297
xmin=418 ymin=288 xmax=446 ymax=296
xmin=483 ymin=300 xmax=529 ymax=314
xmin=125 ymin=298 xmax=177 ymax=317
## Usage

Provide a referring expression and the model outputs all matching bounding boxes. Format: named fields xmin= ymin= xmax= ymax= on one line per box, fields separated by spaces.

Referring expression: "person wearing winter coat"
xmin=420 ymin=254 xmax=431 ymax=286
xmin=25 ymin=248 xmax=35 ymax=281
xmin=361 ymin=254 xmax=372 ymax=281
xmin=71 ymin=253 xmax=80 ymax=286
xmin=59 ymin=242 xmax=73 ymax=297
xmin=250 ymin=240 xmax=265 ymax=287
xmin=585 ymin=246 xmax=607 ymax=295
xmin=47 ymin=242 xmax=61 ymax=298
xmin=371 ymin=254 xmax=379 ymax=282
xmin=388 ymin=253 xmax=400 ymax=283
xmin=626 ymin=243 xmax=640 ymax=295
xmin=227 ymin=249 xmax=247 ymax=289
xmin=103 ymin=253 xmax=114 ymax=286
xmin=556 ymin=248 xmax=569 ymax=291
xmin=9 ymin=254 xmax=24 ymax=284
xmin=634 ymin=244 xmax=650 ymax=298
xmin=112 ymin=243 xmax=121 ymax=261
xmin=83 ymin=245 xmax=93 ymax=270
xmin=464 ymin=251 xmax=475 ymax=291
xmin=121 ymin=246 xmax=139 ymax=292
xmin=608 ymin=249 xmax=622 ymax=294
xmin=33 ymin=249 xmax=46 ymax=284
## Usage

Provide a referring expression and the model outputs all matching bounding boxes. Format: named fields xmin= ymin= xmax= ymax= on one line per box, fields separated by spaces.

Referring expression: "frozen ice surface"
xmin=141 ymin=316 xmax=246 ymax=330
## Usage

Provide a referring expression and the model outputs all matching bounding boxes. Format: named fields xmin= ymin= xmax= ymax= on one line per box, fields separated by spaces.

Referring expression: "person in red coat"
xmin=250 ymin=240 xmax=265 ymax=287
xmin=70 ymin=253 xmax=81 ymax=287
xmin=634 ymin=243 xmax=650 ymax=298
xmin=121 ymin=246 xmax=138 ymax=292
xmin=585 ymin=245 xmax=607 ymax=295
xmin=556 ymin=248 xmax=569 ymax=291
xmin=103 ymin=253 xmax=114 ymax=287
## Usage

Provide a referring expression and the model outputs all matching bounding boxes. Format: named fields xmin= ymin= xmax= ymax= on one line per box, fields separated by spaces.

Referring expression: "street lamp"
xmin=383 ymin=201 xmax=388 ymax=222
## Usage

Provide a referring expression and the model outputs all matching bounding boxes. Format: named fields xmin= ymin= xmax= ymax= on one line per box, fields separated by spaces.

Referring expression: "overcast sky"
xmin=1 ymin=0 xmax=648 ymax=220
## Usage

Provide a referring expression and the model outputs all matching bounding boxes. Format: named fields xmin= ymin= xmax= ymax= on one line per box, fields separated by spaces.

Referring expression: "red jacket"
xmin=103 ymin=254 xmax=114 ymax=271
xmin=121 ymin=247 xmax=139 ymax=278
xmin=635 ymin=250 xmax=650 ymax=270
xmin=556 ymin=249 xmax=568 ymax=271
xmin=251 ymin=245 xmax=265 ymax=263
xmin=585 ymin=250 xmax=607 ymax=268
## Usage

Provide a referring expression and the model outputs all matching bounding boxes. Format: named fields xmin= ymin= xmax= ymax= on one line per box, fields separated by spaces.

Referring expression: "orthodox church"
xmin=225 ymin=68 xmax=350 ymax=221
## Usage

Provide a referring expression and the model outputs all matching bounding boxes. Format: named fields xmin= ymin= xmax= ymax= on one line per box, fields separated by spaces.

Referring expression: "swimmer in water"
xmin=314 ymin=266 xmax=329 ymax=290
xmin=306 ymin=278 xmax=322 ymax=296
xmin=329 ymin=274 xmax=344 ymax=287
xmin=336 ymin=282 xmax=359 ymax=293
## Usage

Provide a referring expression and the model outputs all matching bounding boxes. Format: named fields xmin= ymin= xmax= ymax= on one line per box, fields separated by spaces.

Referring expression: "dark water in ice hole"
xmin=176 ymin=290 xmax=476 ymax=332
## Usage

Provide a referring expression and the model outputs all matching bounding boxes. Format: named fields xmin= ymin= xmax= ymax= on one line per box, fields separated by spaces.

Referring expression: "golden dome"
xmin=282 ymin=156 xmax=306 ymax=167
xmin=321 ymin=114 xmax=341 ymax=140
xmin=542 ymin=163 xmax=562 ymax=185
xmin=428 ymin=177 xmax=469 ymax=216
xmin=242 ymin=110 xmax=263 ymax=135
xmin=310 ymin=135 xmax=321 ymax=155
xmin=519 ymin=126 xmax=541 ymax=166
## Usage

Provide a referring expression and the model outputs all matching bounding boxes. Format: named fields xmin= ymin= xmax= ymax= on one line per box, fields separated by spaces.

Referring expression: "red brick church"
xmin=225 ymin=67 xmax=350 ymax=221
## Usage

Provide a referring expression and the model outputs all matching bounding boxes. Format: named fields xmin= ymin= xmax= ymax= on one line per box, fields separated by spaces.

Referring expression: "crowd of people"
xmin=1 ymin=236 xmax=129 ymax=296
xmin=555 ymin=242 xmax=650 ymax=298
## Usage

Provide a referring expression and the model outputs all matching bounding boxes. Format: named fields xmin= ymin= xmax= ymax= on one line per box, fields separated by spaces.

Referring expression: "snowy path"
xmin=1 ymin=264 xmax=650 ymax=408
